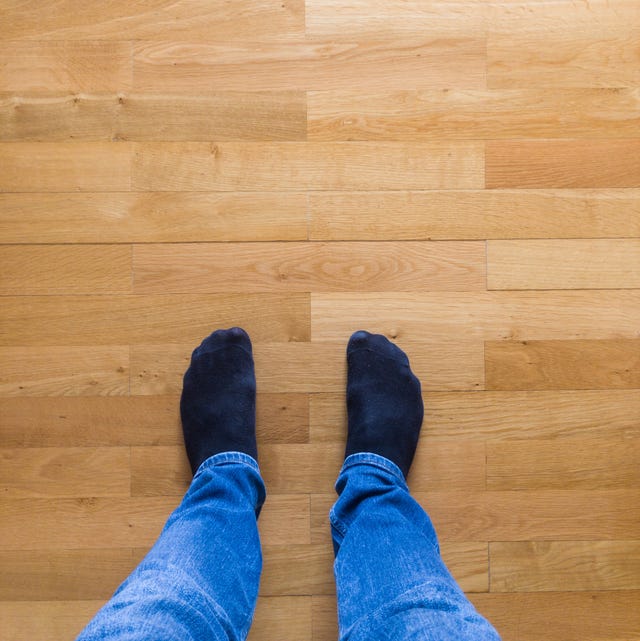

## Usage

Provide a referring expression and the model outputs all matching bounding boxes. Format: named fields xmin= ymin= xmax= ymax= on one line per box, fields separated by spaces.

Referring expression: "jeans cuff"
xmin=340 ymin=452 xmax=406 ymax=484
xmin=194 ymin=451 xmax=261 ymax=479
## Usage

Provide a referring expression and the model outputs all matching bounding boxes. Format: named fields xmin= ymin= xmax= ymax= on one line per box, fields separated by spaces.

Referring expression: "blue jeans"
xmin=77 ymin=452 xmax=500 ymax=641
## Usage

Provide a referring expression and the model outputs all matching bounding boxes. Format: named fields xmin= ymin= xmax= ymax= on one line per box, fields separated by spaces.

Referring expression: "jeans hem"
xmin=340 ymin=452 xmax=406 ymax=484
xmin=194 ymin=451 xmax=261 ymax=479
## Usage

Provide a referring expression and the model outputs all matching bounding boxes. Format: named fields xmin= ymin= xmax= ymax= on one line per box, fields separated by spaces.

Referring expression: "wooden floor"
xmin=1 ymin=1 xmax=640 ymax=639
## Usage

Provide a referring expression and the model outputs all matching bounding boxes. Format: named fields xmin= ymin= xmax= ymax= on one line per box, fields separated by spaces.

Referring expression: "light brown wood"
xmin=0 ymin=0 xmax=305 ymax=41
xmin=485 ymin=339 xmax=640 ymax=391
xmin=491 ymin=540 xmax=640 ymax=592
xmin=487 ymin=439 xmax=640 ymax=490
xmin=486 ymin=140 xmax=640 ymax=189
xmin=488 ymin=239 xmax=640 ymax=290
xmin=0 ymin=192 xmax=308 ymax=243
xmin=470 ymin=591 xmax=640 ymax=641
xmin=133 ymin=241 xmax=486 ymax=293
xmin=0 ymin=41 xmax=132 ymax=92
xmin=0 ymin=394 xmax=308 ymax=447
xmin=0 ymin=346 xmax=129 ymax=396
xmin=308 ymin=89 xmax=640 ymax=140
xmin=1 ymin=294 xmax=310 ymax=345
xmin=130 ymin=341 xmax=484 ymax=395
xmin=308 ymin=189 xmax=640 ymax=240
xmin=132 ymin=142 xmax=484 ymax=191
xmin=0 ymin=447 xmax=130 ymax=498
xmin=0 ymin=142 xmax=132 ymax=192
xmin=311 ymin=291 xmax=640 ymax=341
xmin=0 ymin=245 xmax=132 ymax=295
xmin=0 ymin=92 xmax=307 ymax=142
xmin=2 ymin=0 xmax=640 ymax=638
xmin=487 ymin=0 xmax=640 ymax=88
xmin=132 ymin=38 xmax=486 ymax=92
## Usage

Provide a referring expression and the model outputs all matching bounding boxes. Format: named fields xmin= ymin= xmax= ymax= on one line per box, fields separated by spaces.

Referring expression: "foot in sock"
xmin=180 ymin=327 xmax=257 ymax=474
xmin=345 ymin=330 xmax=424 ymax=479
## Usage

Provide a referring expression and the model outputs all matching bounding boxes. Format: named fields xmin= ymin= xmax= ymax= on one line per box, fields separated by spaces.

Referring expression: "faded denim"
xmin=77 ymin=451 xmax=500 ymax=641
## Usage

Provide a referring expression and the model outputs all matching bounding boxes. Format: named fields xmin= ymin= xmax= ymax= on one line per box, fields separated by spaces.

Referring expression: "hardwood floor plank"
xmin=0 ymin=192 xmax=308 ymax=243
xmin=0 ymin=447 xmax=130 ymax=498
xmin=0 ymin=142 xmax=132 ymax=192
xmin=0 ymin=601 xmax=104 ymax=641
xmin=485 ymin=339 xmax=640 ymax=391
xmin=308 ymin=189 xmax=640 ymax=240
xmin=491 ymin=540 xmax=640 ymax=592
xmin=0 ymin=0 xmax=304 ymax=41
xmin=0 ymin=41 xmax=132 ymax=92
xmin=422 ymin=390 xmax=640 ymax=441
xmin=0 ymin=245 xmax=131 ymax=294
xmin=488 ymin=0 xmax=640 ymax=88
xmin=488 ymin=239 xmax=640 ymax=290
xmin=308 ymin=89 xmax=640 ymax=141
xmin=261 ymin=544 xmax=334 ymax=596
xmin=131 ymin=341 xmax=483 ymax=395
xmin=470 ymin=591 xmax=640 ymax=641
xmin=311 ymin=291 xmax=640 ymax=342
xmin=0 ymin=548 xmax=145 ymax=600
xmin=0 ymin=346 xmax=129 ymax=397
xmin=486 ymin=140 xmax=640 ymax=189
xmin=132 ymin=142 xmax=484 ymax=191
xmin=305 ymin=0 xmax=486 ymax=39
xmin=0 ymin=494 xmax=306 ymax=550
xmin=0 ymin=92 xmax=307 ymax=142
xmin=133 ymin=241 xmax=486 ymax=293
xmin=0 ymin=394 xmax=308 ymax=447
xmin=129 ymin=442 xmax=485 ymax=496
xmin=1 ymin=294 xmax=310 ymax=345
xmin=305 ymin=490 xmax=640 ymax=543
xmin=132 ymin=38 xmax=486 ymax=92
xmin=249 ymin=597 xmax=312 ymax=641
xmin=487 ymin=439 xmax=640 ymax=491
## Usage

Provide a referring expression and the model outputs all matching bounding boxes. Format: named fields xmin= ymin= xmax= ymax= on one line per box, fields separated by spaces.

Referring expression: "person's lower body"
xmin=76 ymin=328 xmax=500 ymax=641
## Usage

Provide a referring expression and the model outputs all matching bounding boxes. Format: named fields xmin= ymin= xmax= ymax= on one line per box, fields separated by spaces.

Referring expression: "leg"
xmin=77 ymin=328 xmax=264 ymax=641
xmin=331 ymin=331 xmax=501 ymax=641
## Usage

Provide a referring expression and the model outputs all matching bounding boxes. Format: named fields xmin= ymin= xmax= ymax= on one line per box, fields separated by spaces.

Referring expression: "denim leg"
xmin=77 ymin=452 xmax=265 ymax=641
xmin=331 ymin=453 xmax=501 ymax=641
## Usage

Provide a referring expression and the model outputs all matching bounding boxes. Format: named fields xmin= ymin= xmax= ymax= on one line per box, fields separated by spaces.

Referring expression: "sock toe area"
xmin=193 ymin=327 xmax=253 ymax=358
xmin=347 ymin=330 xmax=409 ymax=366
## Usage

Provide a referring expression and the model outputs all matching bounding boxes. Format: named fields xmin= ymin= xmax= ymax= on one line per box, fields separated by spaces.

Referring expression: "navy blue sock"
xmin=345 ymin=330 xmax=424 ymax=478
xmin=180 ymin=327 xmax=257 ymax=474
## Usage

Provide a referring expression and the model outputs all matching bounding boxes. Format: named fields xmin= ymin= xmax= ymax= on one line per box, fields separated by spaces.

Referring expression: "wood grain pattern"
xmin=487 ymin=440 xmax=640 ymax=490
xmin=1 ymin=0 xmax=304 ymax=41
xmin=0 ymin=346 xmax=129 ymax=396
xmin=0 ymin=394 xmax=308 ymax=447
xmin=308 ymin=189 xmax=640 ymax=240
xmin=488 ymin=239 xmax=640 ymax=290
xmin=469 ymin=591 xmax=640 ymax=641
xmin=0 ymin=142 xmax=132 ymax=192
xmin=0 ymin=245 xmax=132 ymax=294
xmin=0 ymin=92 xmax=307 ymax=142
xmin=1 ymin=294 xmax=310 ymax=345
xmin=130 ymin=340 xmax=484 ymax=395
xmin=486 ymin=140 xmax=640 ymax=189
xmin=311 ymin=390 xmax=640 ymax=442
xmin=308 ymin=89 xmax=640 ymax=140
xmin=0 ymin=448 xmax=130 ymax=498
xmin=133 ymin=241 xmax=486 ymax=293
xmin=0 ymin=41 xmax=132 ymax=92
xmin=311 ymin=291 xmax=640 ymax=341
xmin=485 ymin=340 xmax=640 ymax=391
xmin=491 ymin=540 xmax=640 ymax=592
xmin=488 ymin=0 xmax=640 ymax=88
xmin=132 ymin=38 xmax=486 ymax=92
xmin=132 ymin=142 xmax=484 ymax=191
xmin=0 ymin=192 xmax=308 ymax=243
